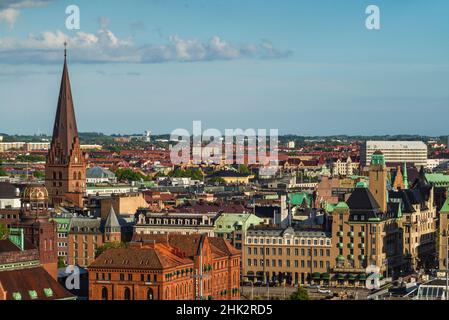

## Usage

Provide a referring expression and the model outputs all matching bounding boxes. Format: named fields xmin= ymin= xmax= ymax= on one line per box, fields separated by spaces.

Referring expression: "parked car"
xmin=307 ymin=285 xmax=320 ymax=292
xmin=318 ymin=288 xmax=332 ymax=295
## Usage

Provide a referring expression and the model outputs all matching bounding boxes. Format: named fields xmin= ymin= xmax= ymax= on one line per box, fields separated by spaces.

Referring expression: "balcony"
xmin=337 ymin=243 xmax=344 ymax=249
xmin=348 ymin=231 xmax=354 ymax=237
xmin=337 ymin=231 xmax=344 ymax=237
xmin=359 ymin=243 xmax=365 ymax=249
xmin=359 ymin=255 xmax=365 ymax=260
xmin=348 ymin=243 xmax=354 ymax=249
xmin=360 ymin=232 xmax=365 ymax=237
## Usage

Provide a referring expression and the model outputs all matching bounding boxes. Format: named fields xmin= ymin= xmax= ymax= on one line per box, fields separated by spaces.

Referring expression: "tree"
xmin=33 ymin=171 xmax=45 ymax=179
xmin=169 ymin=168 xmax=204 ymax=180
xmin=237 ymin=164 xmax=251 ymax=175
xmin=57 ymin=256 xmax=67 ymax=269
xmin=209 ymin=176 xmax=226 ymax=184
xmin=0 ymin=168 xmax=7 ymax=177
xmin=0 ymin=224 xmax=9 ymax=240
xmin=289 ymin=287 xmax=309 ymax=300
xmin=115 ymin=168 xmax=149 ymax=182
xmin=95 ymin=241 xmax=126 ymax=258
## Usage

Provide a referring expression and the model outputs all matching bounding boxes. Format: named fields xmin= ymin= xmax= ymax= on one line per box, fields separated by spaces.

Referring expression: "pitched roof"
xmin=132 ymin=234 xmax=240 ymax=258
xmin=105 ymin=206 xmax=120 ymax=228
xmin=0 ymin=267 xmax=74 ymax=300
xmin=49 ymin=52 xmax=80 ymax=163
xmin=89 ymin=244 xmax=192 ymax=270
xmin=346 ymin=187 xmax=380 ymax=211
xmin=86 ymin=166 xmax=116 ymax=179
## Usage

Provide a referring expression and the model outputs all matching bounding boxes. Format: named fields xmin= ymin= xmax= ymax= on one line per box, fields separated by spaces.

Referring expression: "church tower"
xmin=45 ymin=44 xmax=86 ymax=208
xmin=104 ymin=206 xmax=122 ymax=243
xmin=368 ymin=150 xmax=388 ymax=213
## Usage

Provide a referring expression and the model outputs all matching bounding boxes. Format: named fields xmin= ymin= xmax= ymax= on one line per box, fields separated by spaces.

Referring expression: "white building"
xmin=332 ymin=157 xmax=359 ymax=176
xmin=361 ymin=141 xmax=428 ymax=167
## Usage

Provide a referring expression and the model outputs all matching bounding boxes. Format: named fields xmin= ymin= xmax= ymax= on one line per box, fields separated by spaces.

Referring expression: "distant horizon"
xmin=1 ymin=131 xmax=448 ymax=140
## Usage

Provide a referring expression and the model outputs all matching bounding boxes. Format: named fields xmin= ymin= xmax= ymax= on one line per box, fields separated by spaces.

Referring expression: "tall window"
xmin=101 ymin=287 xmax=108 ymax=300
xmin=147 ymin=288 xmax=154 ymax=300
xmin=124 ymin=287 xmax=131 ymax=300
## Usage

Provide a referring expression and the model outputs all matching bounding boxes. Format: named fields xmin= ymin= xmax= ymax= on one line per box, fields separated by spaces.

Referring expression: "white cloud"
xmin=0 ymin=8 xmax=19 ymax=29
xmin=0 ymin=0 xmax=52 ymax=29
xmin=0 ymin=26 xmax=292 ymax=64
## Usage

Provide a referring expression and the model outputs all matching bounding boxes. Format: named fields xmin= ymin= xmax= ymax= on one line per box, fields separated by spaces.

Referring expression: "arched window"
xmin=78 ymin=172 xmax=82 ymax=180
xmin=124 ymin=287 xmax=131 ymax=300
xmin=147 ymin=288 xmax=154 ymax=300
xmin=101 ymin=287 xmax=108 ymax=300
xmin=73 ymin=172 xmax=77 ymax=180
xmin=59 ymin=172 xmax=62 ymax=180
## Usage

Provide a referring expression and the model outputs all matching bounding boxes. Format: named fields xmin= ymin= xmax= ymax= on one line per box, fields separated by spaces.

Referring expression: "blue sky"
xmin=0 ymin=0 xmax=448 ymax=136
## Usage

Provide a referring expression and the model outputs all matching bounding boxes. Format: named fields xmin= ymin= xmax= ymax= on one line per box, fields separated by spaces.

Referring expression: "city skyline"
xmin=0 ymin=0 xmax=448 ymax=136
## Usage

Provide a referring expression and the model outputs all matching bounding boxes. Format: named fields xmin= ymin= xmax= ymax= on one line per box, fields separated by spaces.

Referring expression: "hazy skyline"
xmin=0 ymin=0 xmax=448 ymax=136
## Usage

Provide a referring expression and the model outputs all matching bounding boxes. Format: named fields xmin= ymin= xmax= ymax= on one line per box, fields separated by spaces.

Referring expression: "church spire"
xmin=50 ymin=43 xmax=79 ymax=164
xmin=45 ymin=44 xmax=86 ymax=208
xmin=403 ymin=162 xmax=409 ymax=189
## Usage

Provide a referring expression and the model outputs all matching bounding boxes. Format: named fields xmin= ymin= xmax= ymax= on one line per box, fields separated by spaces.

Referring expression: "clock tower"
xmin=45 ymin=45 xmax=86 ymax=208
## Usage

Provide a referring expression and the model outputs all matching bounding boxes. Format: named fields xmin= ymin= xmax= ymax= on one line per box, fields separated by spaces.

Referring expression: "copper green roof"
xmin=356 ymin=181 xmax=368 ymax=188
xmin=325 ymin=203 xmax=337 ymax=213
xmin=288 ymin=192 xmax=312 ymax=207
xmin=441 ymin=198 xmax=449 ymax=214
xmin=335 ymin=202 xmax=349 ymax=210
xmin=425 ymin=173 xmax=449 ymax=187
xmin=371 ymin=151 xmax=386 ymax=165
xmin=214 ymin=213 xmax=263 ymax=232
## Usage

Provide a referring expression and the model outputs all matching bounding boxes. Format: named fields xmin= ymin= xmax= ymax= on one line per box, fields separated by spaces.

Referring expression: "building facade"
xmin=89 ymin=234 xmax=241 ymax=300
xmin=361 ymin=141 xmax=428 ymax=168
xmin=134 ymin=211 xmax=218 ymax=236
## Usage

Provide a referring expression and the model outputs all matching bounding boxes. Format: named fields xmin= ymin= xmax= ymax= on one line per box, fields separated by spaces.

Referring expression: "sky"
xmin=0 ymin=0 xmax=448 ymax=136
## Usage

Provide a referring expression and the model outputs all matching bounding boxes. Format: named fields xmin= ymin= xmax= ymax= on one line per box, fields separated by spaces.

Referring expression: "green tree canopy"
xmin=169 ymin=168 xmax=204 ymax=180
xmin=289 ymin=287 xmax=310 ymax=300
xmin=0 ymin=224 xmax=9 ymax=240
xmin=237 ymin=164 xmax=251 ymax=175
xmin=0 ymin=168 xmax=7 ymax=177
xmin=95 ymin=241 xmax=127 ymax=258
xmin=115 ymin=168 xmax=150 ymax=182
xmin=33 ymin=171 xmax=45 ymax=179
xmin=15 ymin=154 xmax=45 ymax=162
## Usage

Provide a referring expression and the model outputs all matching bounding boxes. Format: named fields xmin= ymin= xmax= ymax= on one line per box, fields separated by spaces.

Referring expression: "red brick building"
xmin=88 ymin=234 xmax=241 ymax=300
xmin=45 ymin=48 xmax=86 ymax=208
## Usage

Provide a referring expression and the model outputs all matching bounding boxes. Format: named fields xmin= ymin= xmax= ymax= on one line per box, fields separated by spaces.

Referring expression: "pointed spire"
xmin=105 ymin=206 xmax=120 ymax=229
xmin=49 ymin=43 xmax=80 ymax=164
xmin=403 ymin=162 xmax=409 ymax=189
